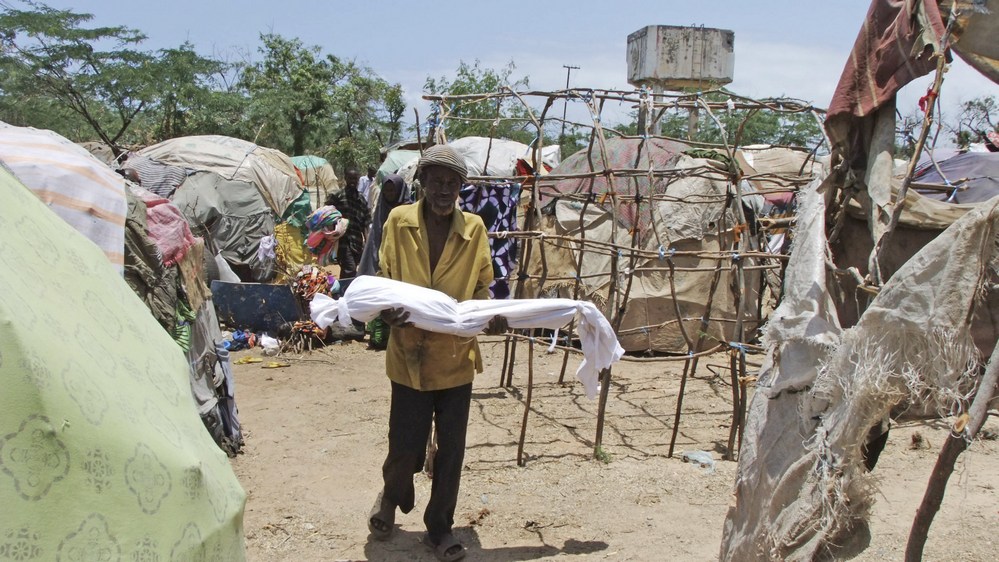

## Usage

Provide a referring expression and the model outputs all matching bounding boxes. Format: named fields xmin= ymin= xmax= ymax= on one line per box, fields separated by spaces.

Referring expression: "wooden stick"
xmin=726 ymin=349 xmax=741 ymax=460
xmin=904 ymin=343 xmax=999 ymax=560
xmin=869 ymin=51 xmax=948 ymax=285
xmin=517 ymin=338 xmax=535 ymax=467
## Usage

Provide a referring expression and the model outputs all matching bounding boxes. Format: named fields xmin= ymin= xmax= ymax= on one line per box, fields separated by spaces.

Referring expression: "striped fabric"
xmin=0 ymin=123 xmax=127 ymax=272
xmin=123 ymin=154 xmax=188 ymax=198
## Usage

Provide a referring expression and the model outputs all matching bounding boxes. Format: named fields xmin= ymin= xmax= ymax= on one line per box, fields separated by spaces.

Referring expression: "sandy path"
xmin=230 ymin=340 xmax=998 ymax=561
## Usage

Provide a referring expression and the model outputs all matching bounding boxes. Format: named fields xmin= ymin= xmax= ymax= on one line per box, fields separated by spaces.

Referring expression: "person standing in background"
xmin=358 ymin=173 xmax=411 ymax=350
xmin=325 ymin=169 xmax=370 ymax=280
xmin=357 ymin=166 xmax=377 ymax=208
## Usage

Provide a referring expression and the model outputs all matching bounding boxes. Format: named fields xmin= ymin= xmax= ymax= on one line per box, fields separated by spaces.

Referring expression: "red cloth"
xmin=827 ymin=0 xmax=946 ymax=120
xmin=145 ymin=201 xmax=197 ymax=266
xmin=129 ymin=185 xmax=197 ymax=266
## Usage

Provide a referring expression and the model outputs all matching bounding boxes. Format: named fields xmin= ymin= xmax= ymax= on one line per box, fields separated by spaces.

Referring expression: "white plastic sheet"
xmin=310 ymin=275 xmax=625 ymax=399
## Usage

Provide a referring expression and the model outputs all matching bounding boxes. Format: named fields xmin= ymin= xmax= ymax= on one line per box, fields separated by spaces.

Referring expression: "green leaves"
xmin=239 ymin=33 xmax=400 ymax=170
xmin=424 ymin=60 xmax=535 ymax=145
xmin=0 ymin=1 xmax=159 ymax=150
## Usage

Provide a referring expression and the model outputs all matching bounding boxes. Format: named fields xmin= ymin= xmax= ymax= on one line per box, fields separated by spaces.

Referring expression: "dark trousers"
xmin=382 ymin=381 xmax=472 ymax=540
xmin=337 ymin=239 xmax=357 ymax=280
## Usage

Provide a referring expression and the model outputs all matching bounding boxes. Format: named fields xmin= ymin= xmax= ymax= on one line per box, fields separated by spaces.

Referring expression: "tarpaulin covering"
xmin=942 ymin=0 xmax=999 ymax=84
xmin=844 ymin=169 xmax=993 ymax=229
xmin=0 ymin=122 xmax=127 ymax=272
xmin=721 ymin=180 xmax=995 ymax=561
xmin=526 ymin=155 xmax=768 ymax=353
xmin=537 ymin=137 xmax=689 ymax=236
xmin=450 ymin=136 xmax=560 ymax=177
xmin=291 ymin=154 xmax=338 ymax=208
xmin=171 ymin=170 xmax=276 ymax=278
xmin=0 ymin=166 xmax=246 ymax=560
xmin=140 ymin=135 xmax=304 ymax=217
xmin=913 ymin=151 xmax=999 ymax=203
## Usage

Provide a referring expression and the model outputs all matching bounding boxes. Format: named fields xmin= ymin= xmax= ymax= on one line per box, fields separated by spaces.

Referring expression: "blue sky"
xmin=56 ymin=1 xmax=998 ymax=129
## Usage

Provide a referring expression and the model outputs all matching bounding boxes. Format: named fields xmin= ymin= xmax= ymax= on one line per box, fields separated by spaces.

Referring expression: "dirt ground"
xmin=229 ymin=338 xmax=999 ymax=562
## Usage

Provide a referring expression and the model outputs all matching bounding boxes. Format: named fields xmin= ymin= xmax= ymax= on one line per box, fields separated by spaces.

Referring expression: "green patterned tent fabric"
xmin=0 ymin=166 xmax=246 ymax=560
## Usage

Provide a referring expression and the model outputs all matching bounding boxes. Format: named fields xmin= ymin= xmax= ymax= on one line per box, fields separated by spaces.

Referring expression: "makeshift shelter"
xmin=0 ymin=123 xmax=243 ymax=457
xmin=526 ymin=139 xmax=818 ymax=353
xmin=384 ymin=138 xmax=560 ymax=190
xmin=722 ymin=1 xmax=999 ymax=559
xmin=139 ymin=135 xmax=307 ymax=282
xmin=77 ymin=140 xmax=117 ymax=166
xmin=912 ymin=150 xmax=999 ymax=203
xmin=449 ymin=136 xmax=560 ymax=177
xmin=0 ymin=166 xmax=246 ymax=560
xmin=378 ymin=149 xmax=420 ymax=182
xmin=538 ymin=137 xmax=689 ymax=234
xmin=422 ymin=85 xmax=826 ymax=460
xmin=0 ymin=123 xmax=127 ymax=273
xmin=721 ymin=180 xmax=999 ymax=561
xmin=291 ymin=154 xmax=338 ymax=208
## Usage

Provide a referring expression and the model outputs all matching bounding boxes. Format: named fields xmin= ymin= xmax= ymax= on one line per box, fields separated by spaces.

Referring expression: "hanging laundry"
xmin=459 ymin=182 xmax=520 ymax=299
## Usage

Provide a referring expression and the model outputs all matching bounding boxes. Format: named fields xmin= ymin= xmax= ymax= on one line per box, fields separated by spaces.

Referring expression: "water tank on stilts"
xmin=626 ymin=25 xmax=735 ymax=136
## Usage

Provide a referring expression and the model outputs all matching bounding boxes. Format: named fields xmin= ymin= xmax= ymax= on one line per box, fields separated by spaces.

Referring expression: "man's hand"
xmin=379 ymin=307 xmax=413 ymax=328
xmin=484 ymin=315 xmax=509 ymax=335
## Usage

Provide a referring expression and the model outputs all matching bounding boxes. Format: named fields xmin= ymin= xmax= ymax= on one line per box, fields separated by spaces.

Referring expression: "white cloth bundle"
xmin=310 ymin=275 xmax=624 ymax=399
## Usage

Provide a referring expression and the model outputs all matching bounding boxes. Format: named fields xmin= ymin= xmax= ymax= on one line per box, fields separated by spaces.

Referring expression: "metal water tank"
xmin=627 ymin=25 xmax=735 ymax=90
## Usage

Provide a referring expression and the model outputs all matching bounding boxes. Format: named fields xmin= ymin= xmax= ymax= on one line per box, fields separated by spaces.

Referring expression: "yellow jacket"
xmin=378 ymin=200 xmax=494 ymax=390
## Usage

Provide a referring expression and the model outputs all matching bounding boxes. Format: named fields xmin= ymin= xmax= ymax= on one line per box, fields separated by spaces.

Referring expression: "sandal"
xmin=422 ymin=532 xmax=466 ymax=562
xmin=367 ymin=491 xmax=394 ymax=540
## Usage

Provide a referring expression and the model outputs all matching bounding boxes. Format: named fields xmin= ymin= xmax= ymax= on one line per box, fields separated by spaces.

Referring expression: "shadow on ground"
xmin=363 ymin=526 xmax=608 ymax=561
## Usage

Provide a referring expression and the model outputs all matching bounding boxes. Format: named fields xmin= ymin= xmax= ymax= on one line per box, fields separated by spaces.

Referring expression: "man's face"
xmin=345 ymin=171 xmax=360 ymax=189
xmin=421 ymin=166 xmax=462 ymax=217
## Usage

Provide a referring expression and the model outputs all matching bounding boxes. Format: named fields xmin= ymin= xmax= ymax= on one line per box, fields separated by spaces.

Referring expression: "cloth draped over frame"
xmin=826 ymin=0 xmax=945 ymax=122
xmin=305 ymin=205 xmax=349 ymax=266
xmin=358 ymin=174 xmax=412 ymax=276
xmin=310 ymin=275 xmax=625 ymax=399
xmin=128 ymin=185 xmax=197 ymax=267
xmin=458 ymin=182 xmax=520 ymax=299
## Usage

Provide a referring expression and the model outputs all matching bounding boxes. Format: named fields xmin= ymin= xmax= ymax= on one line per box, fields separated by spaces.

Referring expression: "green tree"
xmin=0 ymin=1 xmax=162 ymax=153
xmin=0 ymin=57 xmax=93 ymax=135
xmin=611 ymin=92 xmax=824 ymax=150
xmin=947 ymin=95 xmax=997 ymax=148
xmin=240 ymin=33 xmax=401 ymax=170
xmin=380 ymin=82 xmax=407 ymax=147
xmin=325 ymin=64 xmax=405 ymax=169
xmin=240 ymin=33 xmax=337 ymax=156
xmin=687 ymin=97 xmax=822 ymax=148
xmin=140 ymin=42 xmax=247 ymax=142
xmin=424 ymin=60 xmax=535 ymax=144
